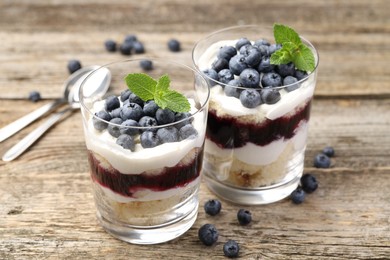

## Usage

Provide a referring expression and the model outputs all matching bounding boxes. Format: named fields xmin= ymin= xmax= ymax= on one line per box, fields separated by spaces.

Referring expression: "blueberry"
xmin=156 ymin=108 xmax=175 ymax=125
xmin=235 ymin=37 xmax=251 ymax=50
xmin=277 ymin=62 xmax=296 ymax=77
xmin=202 ymin=69 xmax=219 ymax=87
xmin=322 ymin=146 xmax=335 ymax=157
xmin=132 ymin=41 xmax=145 ymax=54
xmin=129 ymin=93 xmax=144 ymax=107
xmin=107 ymin=118 xmax=123 ymax=138
xmin=93 ymin=110 xmax=112 ymax=131
xmin=229 ymin=54 xmax=248 ymax=75
xmin=120 ymin=119 xmax=140 ymax=136
xmin=119 ymin=42 xmax=132 ymax=55
xmin=261 ymin=88 xmax=281 ymax=104
xmin=198 ymin=224 xmax=219 ymax=246
xmin=179 ymin=124 xmax=198 ymax=140
xmin=239 ymin=68 xmax=260 ymax=88
xmin=253 ymin=38 xmax=270 ymax=47
xmin=261 ymin=72 xmax=282 ymax=87
xmin=268 ymin=43 xmax=282 ymax=54
xmin=120 ymin=103 xmax=144 ymax=121
xmin=174 ymin=112 xmax=192 ymax=129
xmin=140 ymin=130 xmax=160 ymax=148
xmin=244 ymin=47 xmax=262 ymax=67
xmin=138 ymin=116 xmax=158 ymax=128
xmin=116 ymin=134 xmax=135 ymax=151
xmin=28 ymin=91 xmax=41 ymax=102
xmin=295 ymin=70 xmax=308 ymax=80
xmin=140 ymin=59 xmax=153 ymax=71
xmin=218 ymin=69 xmax=234 ymax=84
xmin=124 ymin=34 xmax=137 ymax=43
xmin=301 ymin=174 xmax=318 ymax=193
xmin=157 ymin=127 xmax=179 ymax=143
xmin=104 ymin=39 xmax=117 ymax=52
xmin=218 ymin=46 xmax=237 ymax=60
xmin=67 ymin=59 xmax=82 ymax=74
xmin=223 ymin=240 xmax=240 ymax=258
xmin=291 ymin=186 xmax=305 ymax=204
xmin=120 ymin=89 xmax=132 ymax=102
xmin=212 ymin=58 xmax=229 ymax=72
xmin=224 ymin=79 xmax=241 ymax=98
xmin=257 ymin=56 xmax=275 ymax=73
xmin=239 ymin=44 xmax=255 ymax=56
xmin=314 ymin=153 xmax=331 ymax=168
xmin=256 ymin=45 xmax=270 ymax=57
xmin=239 ymin=89 xmax=262 ymax=108
xmin=283 ymin=76 xmax=300 ymax=92
xmin=143 ymin=100 xmax=159 ymax=117
xmin=104 ymin=96 xmax=120 ymax=112
xmin=237 ymin=209 xmax=252 ymax=225
xmin=110 ymin=107 xmax=122 ymax=118
xmin=204 ymin=199 xmax=221 ymax=216
xmin=167 ymin=39 xmax=181 ymax=52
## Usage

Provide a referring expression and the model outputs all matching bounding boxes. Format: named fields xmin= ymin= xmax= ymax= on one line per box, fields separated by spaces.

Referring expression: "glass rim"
xmin=79 ymin=57 xmax=211 ymax=130
xmin=191 ymin=24 xmax=320 ymax=91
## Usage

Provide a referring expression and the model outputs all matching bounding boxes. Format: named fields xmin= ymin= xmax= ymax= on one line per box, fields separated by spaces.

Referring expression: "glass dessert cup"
xmin=79 ymin=58 xmax=210 ymax=244
xmin=192 ymin=25 xmax=319 ymax=205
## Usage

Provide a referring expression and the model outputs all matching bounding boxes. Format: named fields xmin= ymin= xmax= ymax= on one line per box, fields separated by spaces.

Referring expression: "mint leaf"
xmin=155 ymin=89 xmax=190 ymax=113
xmin=292 ymin=43 xmax=315 ymax=72
xmin=270 ymin=48 xmax=292 ymax=65
xmin=125 ymin=73 xmax=157 ymax=101
xmin=273 ymin=24 xmax=301 ymax=46
xmin=156 ymin=74 xmax=170 ymax=93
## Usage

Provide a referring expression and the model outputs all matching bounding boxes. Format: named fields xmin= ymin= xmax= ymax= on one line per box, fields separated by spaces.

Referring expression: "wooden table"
xmin=1 ymin=1 xmax=389 ymax=259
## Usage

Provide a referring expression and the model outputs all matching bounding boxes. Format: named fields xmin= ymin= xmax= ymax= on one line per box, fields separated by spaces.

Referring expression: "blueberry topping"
xmin=202 ymin=68 xmax=219 ymax=86
xmin=244 ymin=47 xmax=262 ymax=67
xmin=295 ymin=70 xmax=308 ymax=80
xmin=218 ymin=69 xmax=234 ymax=84
xmin=254 ymin=38 xmax=270 ymax=47
xmin=156 ymin=108 xmax=175 ymax=125
xmin=239 ymin=44 xmax=255 ymax=56
xmin=124 ymin=34 xmax=137 ymax=43
xmin=235 ymin=37 xmax=251 ymax=50
xmin=140 ymin=59 xmax=153 ymax=71
xmin=120 ymin=89 xmax=132 ymax=102
xmin=120 ymin=119 xmax=140 ymax=136
xmin=237 ymin=209 xmax=252 ymax=225
xmin=257 ymin=56 xmax=275 ymax=73
xmin=204 ymin=199 xmax=221 ymax=216
xmin=167 ymin=39 xmax=181 ymax=52
xmin=314 ymin=153 xmax=331 ymax=168
xmin=301 ymin=174 xmax=318 ymax=193
xmin=120 ymin=103 xmax=144 ymax=121
xmin=138 ymin=116 xmax=158 ymax=128
xmin=129 ymin=93 xmax=144 ymax=107
xmin=261 ymin=72 xmax=282 ymax=87
xmin=140 ymin=130 xmax=160 ymax=148
xmin=157 ymin=126 xmax=179 ymax=143
xmin=223 ymin=240 xmax=240 ymax=258
xmin=256 ymin=44 xmax=270 ymax=57
xmin=110 ymin=107 xmax=122 ymax=118
xmin=291 ymin=186 xmax=305 ymax=204
xmin=104 ymin=39 xmax=117 ymax=52
xmin=116 ymin=134 xmax=135 ymax=151
xmin=261 ymin=88 xmax=281 ymax=104
xmin=93 ymin=110 xmax=112 ymax=131
xmin=239 ymin=89 xmax=262 ymax=108
xmin=277 ymin=62 xmax=296 ymax=77
xmin=132 ymin=41 xmax=145 ymax=54
xmin=283 ymin=76 xmax=300 ymax=92
xmin=218 ymin=46 xmax=237 ymax=60
xmin=239 ymin=68 xmax=260 ymax=88
xmin=107 ymin=118 xmax=123 ymax=138
xmin=119 ymin=42 xmax=132 ymax=55
xmin=198 ymin=224 xmax=219 ymax=246
xmin=229 ymin=54 xmax=248 ymax=75
xmin=28 ymin=91 xmax=41 ymax=102
xmin=104 ymin=96 xmax=120 ymax=112
xmin=174 ymin=112 xmax=192 ymax=129
xmin=224 ymin=79 xmax=241 ymax=98
xmin=268 ymin=43 xmax=282 ymax=54
xmin=322 ymin=146 xmax=335 ymax=157
xmin=143 ymin=100 xmax=159 ymax=117
xmin=179 ymin=124 xmax=198 ymax=140
xmin=212 ymin=58 xmax=229 ymax=72
xmin=67 ymin=59 xmax=82 ymax=74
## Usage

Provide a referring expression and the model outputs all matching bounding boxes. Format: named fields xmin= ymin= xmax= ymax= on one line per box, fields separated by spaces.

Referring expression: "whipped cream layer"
xmin=84 ymin=99 xmax=206 ymax=175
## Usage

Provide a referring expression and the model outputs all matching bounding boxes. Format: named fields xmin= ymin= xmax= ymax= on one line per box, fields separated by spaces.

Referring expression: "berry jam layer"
xmin=206 ymin=100 xmax=311 ymax=149
xmin=88 ymin=147 xmax=203 ymax=198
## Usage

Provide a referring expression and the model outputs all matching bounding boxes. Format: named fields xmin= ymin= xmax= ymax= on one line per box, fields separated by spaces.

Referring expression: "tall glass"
xmin=192 ymin=25 xmax=319 ymax=205
xmin=79 ymin=58 xmax=210 ymax=244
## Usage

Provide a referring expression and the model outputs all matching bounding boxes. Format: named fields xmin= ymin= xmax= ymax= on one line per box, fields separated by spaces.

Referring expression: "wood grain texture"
xmin=1 ymin=0 xmax=390 ymax=259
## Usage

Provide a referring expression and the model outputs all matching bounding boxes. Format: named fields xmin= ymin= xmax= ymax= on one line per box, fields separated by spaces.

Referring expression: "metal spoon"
xmin=0 ymin=66 xmax=102 ymax=143
xmin=2 ymin=66 xmax=111 ymax=162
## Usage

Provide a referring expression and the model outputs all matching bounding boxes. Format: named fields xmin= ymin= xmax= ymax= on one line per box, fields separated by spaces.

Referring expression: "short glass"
xmin=192 ymin=25 xmax=319 ymax=205
xmin=79 ymin=58 xmax=210 ymax=244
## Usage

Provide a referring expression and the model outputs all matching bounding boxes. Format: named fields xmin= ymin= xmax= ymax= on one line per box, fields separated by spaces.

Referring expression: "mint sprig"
xmin=270 ymin=24 xmax=316 ymax=72
xmin=124 ymin=73 xmax=191 ymax=113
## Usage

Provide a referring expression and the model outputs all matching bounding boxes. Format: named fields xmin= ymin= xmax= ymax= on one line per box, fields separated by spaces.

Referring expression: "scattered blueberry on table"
xmin=67 ymin=59 xmax=82 ymax=74
xmin=314 ymin=153 xmax=331 ymax=168
xmin=204 ymin=199 xmax=222 ymax=216
xmin=198 ymin=224 xmax=219 ymax=246
xmin=237 ymin=209 xmax=252 ymax=225
xmin=223 ymin=240 xmax=240 ymax=258
xmin=167 ymin=39 xmax=181 ymax=52
xmin=139 ymin=59 xmax=153 ymax=71
xmin=290 ymin=186 xmax=306 ymax=204
xmin=301 ymin=173 xmax=318 ymax=193
xmin=104 ymin=39 xmax=117 ymax=52
xmin=28 ymin=91 xmax=41 ymax=102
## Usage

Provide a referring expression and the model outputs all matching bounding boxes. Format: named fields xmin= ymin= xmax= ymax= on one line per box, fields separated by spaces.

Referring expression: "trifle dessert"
xmin=192 ymin=24 xmax=319 ymax=204
xmin=79 ymin=59 xmax=209 ymax=244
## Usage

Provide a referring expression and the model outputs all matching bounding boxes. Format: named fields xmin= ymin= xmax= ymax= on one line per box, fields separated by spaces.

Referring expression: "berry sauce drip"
xmin=87 ymin=148 xmax=203 ymax=197
xmin=206 ymin=100 xmax=312 ymax=148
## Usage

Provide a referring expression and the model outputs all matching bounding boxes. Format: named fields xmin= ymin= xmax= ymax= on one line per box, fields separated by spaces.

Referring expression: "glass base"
xmin=97 ymin=202 xmax=198 ymax=245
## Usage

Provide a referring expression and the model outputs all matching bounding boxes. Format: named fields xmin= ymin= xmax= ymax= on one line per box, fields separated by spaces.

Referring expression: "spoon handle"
xmin=2 ymin=106 xmax=74 ymax=162
xmin=0 ymin=98 xmax=65 ymax=142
